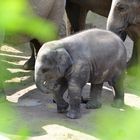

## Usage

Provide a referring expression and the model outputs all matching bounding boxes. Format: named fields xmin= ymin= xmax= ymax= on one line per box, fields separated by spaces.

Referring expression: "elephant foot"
xmin=86 ymin=100 xmax=102 ymax=109
xmin=57 ymin=102 xmax=69 ymax=113
xmin=66 ymin=109 xmax=81 ymax=119
xmin=23 ymin=57 xmax=35 ymax=70
xmin=111 ymin=99 xmax=124 ymax=108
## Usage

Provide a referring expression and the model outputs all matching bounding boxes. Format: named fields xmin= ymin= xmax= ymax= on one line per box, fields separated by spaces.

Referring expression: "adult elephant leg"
xmin=66 ymin=1 xmax=81 ymax=33
xmin=78 ymin=8 xmax=88 ymax=30
xmin=48 ymin=0 xmax=66 ymax=37
xmin=66 ymin=2 xmax=88 ymax=33
xmin=66 ymin=1 xmax=89 ymax=33
xmin=67 ymin=5 xmax=88 ymax=33
xmin=23 ymin=39 xmax=42 ymax=70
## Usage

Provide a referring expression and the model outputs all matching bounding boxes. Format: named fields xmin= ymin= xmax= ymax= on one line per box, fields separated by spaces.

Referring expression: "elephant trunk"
xmin=34 ymin=71 xmax=49 ymax=94
xmin=106 ymin=5 xmax=127 ymax=41
xmin=35 ymin=70 xmax=56 ymax=94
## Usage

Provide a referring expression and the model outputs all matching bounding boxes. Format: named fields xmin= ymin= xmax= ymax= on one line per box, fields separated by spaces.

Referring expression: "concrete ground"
xmin=0 ymin=13 xmax=140 ymax=140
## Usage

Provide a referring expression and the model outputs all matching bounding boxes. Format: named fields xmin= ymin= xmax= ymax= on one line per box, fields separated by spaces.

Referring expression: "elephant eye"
xmin=116 ymin=3 xmax=128 ymax=12
xmin=42 ymin=68 xmax=49 ymax=73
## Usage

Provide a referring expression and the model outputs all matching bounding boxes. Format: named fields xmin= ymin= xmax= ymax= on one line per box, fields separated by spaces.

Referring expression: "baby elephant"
xmin=35 ymin=28 xmax=127 ymax=119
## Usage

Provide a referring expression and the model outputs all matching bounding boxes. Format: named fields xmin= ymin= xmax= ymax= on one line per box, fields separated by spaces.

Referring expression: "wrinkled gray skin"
xmin=29 ymin=0 xmax=65 ymax=36
xmin=35 ymin=28 xmax=127 ymax=119
xmin=107 ymin=0 xmax=140 ymax=68
xmin=22 ymin=0 xmax=66 ymax=70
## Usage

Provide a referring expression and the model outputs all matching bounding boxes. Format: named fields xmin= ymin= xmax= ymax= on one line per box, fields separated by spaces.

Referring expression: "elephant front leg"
xmin=86 ymin=83 xmax=103 ymax=109
xmin=66 ymin=1 xmax=88 ymax=33
xmin=54 ymin=79 xmax=69 ymax=113
xmin=66 ymin=81 xmax=82 ymax=119
xmin=79 ymin=8 xmax=88 ymax=30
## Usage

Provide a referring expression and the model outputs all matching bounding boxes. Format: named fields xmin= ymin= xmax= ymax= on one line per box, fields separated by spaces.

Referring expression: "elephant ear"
xmin=55 ymin=48 xmax=73 ymax=76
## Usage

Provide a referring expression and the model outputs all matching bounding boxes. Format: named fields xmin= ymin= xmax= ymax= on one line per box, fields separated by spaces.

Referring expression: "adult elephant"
xmin=23 ymin=0 xmax=66 ymax=70
xmin=107 ymin=0 xmax=140 ymax=70
xmin=65 ymin=0 xmax=112 ymax=33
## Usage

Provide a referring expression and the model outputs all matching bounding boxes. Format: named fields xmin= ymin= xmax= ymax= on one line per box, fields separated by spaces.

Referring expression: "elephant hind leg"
xmin=86 ymin=83 xmax=103 ymax=109
xmin=111 ymin=72 xmax=125 ymax=108
xmin=66 ymin=1 xmax=88 ymax=33
xmin=48 ymin=0 xmax=66 ymax=38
